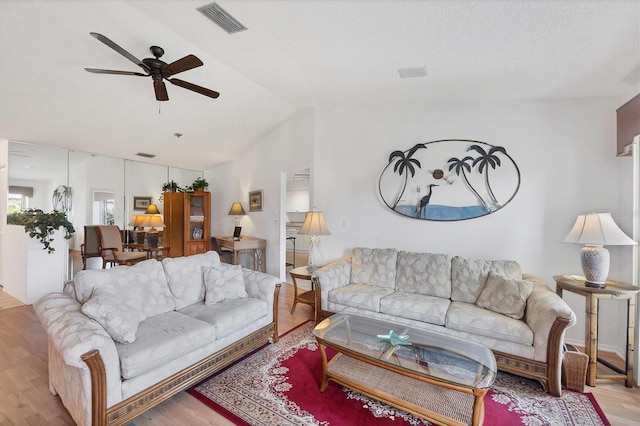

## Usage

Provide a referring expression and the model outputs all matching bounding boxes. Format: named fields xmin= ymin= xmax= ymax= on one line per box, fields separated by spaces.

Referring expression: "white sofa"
xmin=313 ymin=247 xmax=576 ymax=396
xmin=34 ymin=251 xmax=280 ymax=426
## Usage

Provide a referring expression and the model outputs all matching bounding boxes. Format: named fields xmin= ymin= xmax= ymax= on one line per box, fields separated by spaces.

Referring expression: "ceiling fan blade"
xmin=154 ymin=80 xmax=169 ymax=101
xmin=168 ymin=78 xmax=220 ymax=99
xmin=161 ymin=55 xmax=203 ymax=78
xmin=89 ymin=32 xmax=150 ymax=73
xmin=85 ymin=68 xmax=148 ymax=77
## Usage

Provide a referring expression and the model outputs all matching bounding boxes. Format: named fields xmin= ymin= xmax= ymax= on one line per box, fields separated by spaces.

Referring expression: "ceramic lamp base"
xmin=580 ymin=245 xmax=609 ymax=288
xmin=307 ymin=236 xmax=324 ymax=271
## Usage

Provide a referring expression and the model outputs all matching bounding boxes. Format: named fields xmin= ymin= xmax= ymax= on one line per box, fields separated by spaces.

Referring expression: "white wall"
xmin=0 ymin=139 xmax=8 ymax=288
xmin=206 ymin=108 xmax=315 ymax=274
xmin=210 ymin=97 xmax=633 ymax=356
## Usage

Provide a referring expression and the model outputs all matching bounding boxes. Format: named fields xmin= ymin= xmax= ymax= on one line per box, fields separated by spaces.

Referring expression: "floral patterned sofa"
xmin=34 ymin=251 xmax=280 ymax=426
xmin=313 ymin=247 xmax=576 ymax=396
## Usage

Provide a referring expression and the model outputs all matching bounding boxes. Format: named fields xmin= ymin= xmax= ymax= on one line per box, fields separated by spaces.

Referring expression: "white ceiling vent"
xmin=136 ymin=152 xmax=156 ymax=158
xmin=197 ymin=2 xmax=247 ymax=34
xmin=398 ymin=67 xmax=427 ymax=79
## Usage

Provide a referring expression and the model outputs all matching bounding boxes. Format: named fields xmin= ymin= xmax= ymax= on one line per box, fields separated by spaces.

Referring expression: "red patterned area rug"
xmin=188 ymin=322 xmax=610 ymax=425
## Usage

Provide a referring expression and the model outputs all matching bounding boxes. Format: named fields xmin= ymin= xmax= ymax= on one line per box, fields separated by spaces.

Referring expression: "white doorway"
xmin=280 ymin=167 xmax=311 ymax=282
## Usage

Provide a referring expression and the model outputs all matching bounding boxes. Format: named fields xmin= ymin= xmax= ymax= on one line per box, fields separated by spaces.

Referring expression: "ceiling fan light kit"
xmin=85 ymin=32 xmax=220 ymax=101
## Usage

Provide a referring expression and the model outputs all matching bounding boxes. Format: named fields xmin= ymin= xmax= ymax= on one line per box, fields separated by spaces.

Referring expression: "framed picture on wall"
xmin=249 ymin=190 xmax=263 ymax=212
xmin=133 ymin=196 xmax=152 ymax=211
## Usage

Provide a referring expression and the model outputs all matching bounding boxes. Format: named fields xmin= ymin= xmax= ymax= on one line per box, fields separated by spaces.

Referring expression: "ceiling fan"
xmin=85 ymin=32 xmax=219 ymax=101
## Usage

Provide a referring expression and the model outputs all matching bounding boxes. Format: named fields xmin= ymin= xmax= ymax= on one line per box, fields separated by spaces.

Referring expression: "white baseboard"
xmin=564 ymin=337 xmax=626 ymax=361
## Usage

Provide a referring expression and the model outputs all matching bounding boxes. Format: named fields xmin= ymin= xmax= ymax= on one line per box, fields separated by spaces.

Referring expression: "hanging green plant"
xmin=7 ymin=209 xmax=75 ymax=253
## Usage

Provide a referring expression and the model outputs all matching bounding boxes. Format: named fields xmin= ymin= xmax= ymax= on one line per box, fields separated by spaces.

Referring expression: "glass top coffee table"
xmin=313 ymin=314 xmax=496 ymax=426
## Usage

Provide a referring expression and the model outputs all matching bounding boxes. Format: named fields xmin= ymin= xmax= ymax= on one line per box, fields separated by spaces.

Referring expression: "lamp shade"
xmin=228 ymin=202 xmax=246 ymax=216
xmin=563 ymin=213 xmax=636 ymax=246
xmin=128 ymin=215 xmax=146 ymax=227
xmin=144 ymin=204 xmax=160 ymax=215
xmin=139 ymin=215 xmax=165 ymax=229
xmin=298 ymin=211 xmax=331 ymax=236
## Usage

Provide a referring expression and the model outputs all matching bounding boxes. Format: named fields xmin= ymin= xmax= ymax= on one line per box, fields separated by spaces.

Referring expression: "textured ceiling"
xmin=1 ymin=0 xmax=638 ymax=171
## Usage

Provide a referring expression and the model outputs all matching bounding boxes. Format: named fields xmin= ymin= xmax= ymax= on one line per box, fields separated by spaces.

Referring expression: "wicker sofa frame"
xmin=80 ymin=284 xmax=281 ymax=426
xmin=313 ymin=278 xmax=572 ymax=397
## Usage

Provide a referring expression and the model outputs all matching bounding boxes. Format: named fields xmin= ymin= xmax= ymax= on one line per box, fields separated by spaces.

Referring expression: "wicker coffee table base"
xmin=321 ymin=353 xmax=487 ymax=426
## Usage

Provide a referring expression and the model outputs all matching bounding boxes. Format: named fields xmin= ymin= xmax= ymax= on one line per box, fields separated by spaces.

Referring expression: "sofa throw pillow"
xmin=475 ymin=272 xmax=536 ymax=320
xmin=74 ymin=259 xmax=175 ymax=321
xmin=203 ymin=264 xmax=248 ymax=305
xmin=162 ymin=251 xmax=221 ymax=309
xmin=451 ymin=256 xmax=522 ymax=303
xmin=81 ymin=289 xmax=141 ymax=344
xmin=351 ymin=247 xmax=398 ymax=289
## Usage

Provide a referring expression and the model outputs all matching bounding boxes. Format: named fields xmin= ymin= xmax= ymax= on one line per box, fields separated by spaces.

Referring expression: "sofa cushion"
xmin=476 ymin=273 xmax=536 ymax=320
xmin=380 ymin=292 xmax=450 ymax=326
xmin=445 ymin=301 xmax=533 ymax=346
xmin=162 ymin=251 xmax=221 ymax=309
xmin=81 ymin=289 xmax=141 ymax=344
xmin=115 ymin=311 xmax=216 ymax=379
xmin=178 ymin=298 xmax=268 ymax=339
xmin=395 ymin=251 xmax=452 ymax=298
xmin=203 ymin=264 xmax=248 ymax=305
xmin=351 ymin=247 xmax=398 ymax=289
xmin=74 ymin=259 xmax=175 ymax=321
xmin=328 ymin=283 xmax=394 ymax=312
xmin=450 ymin=256 xmax=522 ymax=303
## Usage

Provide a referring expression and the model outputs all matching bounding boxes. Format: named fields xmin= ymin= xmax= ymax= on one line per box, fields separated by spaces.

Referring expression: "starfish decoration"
xmin=377 ymin=330 xmax=411 ymax=347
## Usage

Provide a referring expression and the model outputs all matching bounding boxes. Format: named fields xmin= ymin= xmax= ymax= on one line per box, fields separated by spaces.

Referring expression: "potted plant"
xmin=7 ymin=209 xmax=75 ymax=253
xmin=189 ymin=177 xmax=209 ymax=192
xmin=162 ymin=180 xmax=183 ymax=193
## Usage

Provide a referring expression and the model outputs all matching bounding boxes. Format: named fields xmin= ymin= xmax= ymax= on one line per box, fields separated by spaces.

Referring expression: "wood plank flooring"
xmin=0 ymin=253 xmax=638 ymax=424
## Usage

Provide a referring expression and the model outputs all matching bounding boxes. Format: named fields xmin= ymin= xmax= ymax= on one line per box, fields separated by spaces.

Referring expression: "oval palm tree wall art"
xmin=378 ymin=140 xmax=521 ymax=221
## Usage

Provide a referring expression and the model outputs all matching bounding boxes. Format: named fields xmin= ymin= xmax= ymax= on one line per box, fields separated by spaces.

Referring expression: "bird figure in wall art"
xmin=418 ymin=184 xmax=438 ymax=218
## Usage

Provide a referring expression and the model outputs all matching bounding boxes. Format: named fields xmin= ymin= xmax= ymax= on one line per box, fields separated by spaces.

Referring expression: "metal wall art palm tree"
xmin=468 ymin=144 xmax=507 ymax=208
xmin=388 ymin=143 xmax=427 ymax=209
xmin=378 ymin=139 xmax=520 ymax=221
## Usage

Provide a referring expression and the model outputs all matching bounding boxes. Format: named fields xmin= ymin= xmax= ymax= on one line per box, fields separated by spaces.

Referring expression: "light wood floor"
xmin=0 ymin=253 xmax=638 ymax=425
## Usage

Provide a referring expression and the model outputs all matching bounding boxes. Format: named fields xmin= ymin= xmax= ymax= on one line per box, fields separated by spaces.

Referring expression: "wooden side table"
xmin=143 ymin=246 xmax=170 ymax=260
xmin=289 ymin=266 xmax=315 ymax=315
xmin=554 ymin=274 xmax=639 ymax=387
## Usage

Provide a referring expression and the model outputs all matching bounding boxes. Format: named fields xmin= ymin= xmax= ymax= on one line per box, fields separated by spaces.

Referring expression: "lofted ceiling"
xmin=0 ymin=0 xmax=638 ymax=171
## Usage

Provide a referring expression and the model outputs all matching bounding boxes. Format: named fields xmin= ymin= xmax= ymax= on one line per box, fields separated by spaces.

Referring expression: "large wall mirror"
xmin=7 ymin=140 xmax=203 ymax=255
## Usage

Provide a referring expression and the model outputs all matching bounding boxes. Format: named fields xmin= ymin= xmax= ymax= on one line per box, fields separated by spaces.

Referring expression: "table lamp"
xmin=228 ymin=202 xmax=246 ymax=240
xmin=145 ymin=204 xmax=160 ymax=215
xmin=128 ymin=215 xmax=146 ymax=244
xmin=140 ymin=206 xmax=165 ymax=248
xmin=298 ymin=210 xmax=331 ymax=271
xmin=563 ymin=212 xmax=636 ymax=287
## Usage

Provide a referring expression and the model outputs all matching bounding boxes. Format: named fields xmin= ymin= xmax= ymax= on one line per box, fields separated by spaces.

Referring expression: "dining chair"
xmin=96 ymin=225 xmax=147 ymax=268
xmin=210 ymin=237 xmax=233 ymax=264
xmin=80 ymin=225 xmax=102 ymax=269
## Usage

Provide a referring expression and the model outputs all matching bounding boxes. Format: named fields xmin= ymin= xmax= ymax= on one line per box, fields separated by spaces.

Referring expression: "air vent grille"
xmin=398 ymin=67 xmax=427 ymax=79
xmin=136 ymin=152 xmax=156 ymax=158
xmin=197 ymin=2 xmax=247 ymax=34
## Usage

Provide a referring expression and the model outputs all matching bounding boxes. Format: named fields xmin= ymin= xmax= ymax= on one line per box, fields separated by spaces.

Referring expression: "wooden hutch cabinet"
xmin=163 ymin=191 xmax=210 ymax=257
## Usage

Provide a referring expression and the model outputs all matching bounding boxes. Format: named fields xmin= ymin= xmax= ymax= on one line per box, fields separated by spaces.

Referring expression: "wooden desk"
xmin=554 ymin=274 xmax=639 ymax=387
xmin=214 ymin=236 xmax=266 ymax=272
